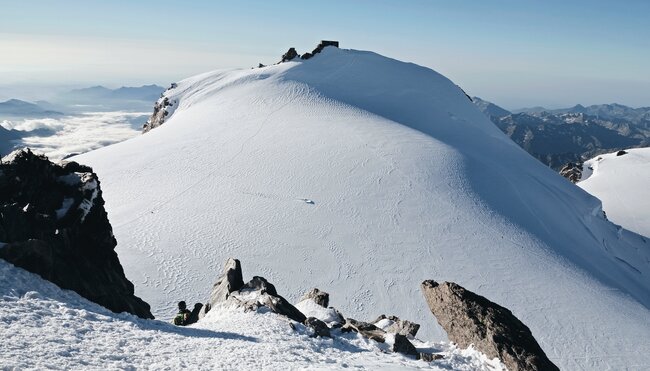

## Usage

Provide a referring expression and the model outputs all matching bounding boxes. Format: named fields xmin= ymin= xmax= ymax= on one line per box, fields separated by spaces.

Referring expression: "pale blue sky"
xmin=1 ymin=0 xmax=649 ymax=108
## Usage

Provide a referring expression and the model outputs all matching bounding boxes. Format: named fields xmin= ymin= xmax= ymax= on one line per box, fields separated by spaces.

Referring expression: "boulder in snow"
xmin=341 ymin=318 xmax=386 ymax=343
xmin=393 ymin=333 xmax=418 ymax=358
xmin=421 ymin=280 xmax=558 ymax=371
xmin=372 ymin=314 xmax=420 ymax=337
xmin=299 ymin=288 xmax=329 ymax=307
xmin=304 ymin=317 xmax=331 ymax=338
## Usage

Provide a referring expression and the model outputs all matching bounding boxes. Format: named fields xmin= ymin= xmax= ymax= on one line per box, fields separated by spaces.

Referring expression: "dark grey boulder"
xmin=341 ymin=318 xmax=386 ymax=343
xmin=0 ymin=149 xmax=153 ymax=319
xmin=372 ymin=314 xmax=420 ymax=337
xmin=200 ymin=258 xmax=244 ymax=318
xmin=421 ymin=280 xmax=559 ymax=371
xmin=616 ymin=150 xmax=628 ymax=156
xmin=304 ymin=317 xmax=331 ymax=338
xmin=393 ymin=334 xmax=418 ymax=357
xmin=300 ymin=288 xmax=329 ymax=308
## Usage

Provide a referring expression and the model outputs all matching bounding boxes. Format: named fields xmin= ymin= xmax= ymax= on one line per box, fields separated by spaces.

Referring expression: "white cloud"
xmin=4 ymin=111 xmax=147 ymax=161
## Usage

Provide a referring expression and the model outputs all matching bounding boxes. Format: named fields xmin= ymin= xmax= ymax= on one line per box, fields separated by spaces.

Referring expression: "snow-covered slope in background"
xmin=75 ymin=47 xmax=650 ymax=370
xmin=578 ymin=148 xmax=650 ymax=238
xmin=0 ymin=260 xmax=502 ymax=370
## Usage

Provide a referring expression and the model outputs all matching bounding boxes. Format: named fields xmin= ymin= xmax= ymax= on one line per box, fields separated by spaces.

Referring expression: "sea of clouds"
xmin=1 ymin=111 xmax=147 ymax=161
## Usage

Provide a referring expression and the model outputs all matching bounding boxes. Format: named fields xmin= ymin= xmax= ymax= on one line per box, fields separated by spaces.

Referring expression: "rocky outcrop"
xmin=559 ymin=162 xmax=583 ymax=183
xmin=281 ymin=47 xmax=299 ymax=62
xmin=372 ymin=314 xmax=420 ymax=337
xmin=616 ymin=150 xmax=628 ymax=156
xmin=393 ymin=333 xmax=418 ymax=357
xmin=201 ymin=258 xmax=305 ymax=323
xmin=421 ymin=280 xmax=558 ymax=371
xmin=0 ymin=149 xmax=153 ymax=319
xmin=142 ymin=84 xmax=177 ymax=133
xmin=304 ymin=317 xmax=331 ymax=338
xmin=300 ymin=288 xmax=329 ymax=307
xmin=301 ymin=40 xmax=339 ymax=60
xmin=341 ymin=318 xmax=386 ymax=343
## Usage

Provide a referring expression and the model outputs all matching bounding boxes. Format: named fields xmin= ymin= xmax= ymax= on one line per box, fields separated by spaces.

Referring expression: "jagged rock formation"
xmin=301 ymin=40 xmax=339 ymax=60
xmin=280 ymin=47 xmax=299 ymax=62
xmin=142 ymin=84 xmax=177 ymax=133
xmin=372 ymin=314 xmax=420 ymax=337
xmin=421 ymin=280 xmax=558 ymax=371
xmin=200 ymin=258 xmax=305 ymax=323
xmin=0 ymin=149 xmax=153 ymax=319
xmin=559 ymin=162 xmax=583 ymax=183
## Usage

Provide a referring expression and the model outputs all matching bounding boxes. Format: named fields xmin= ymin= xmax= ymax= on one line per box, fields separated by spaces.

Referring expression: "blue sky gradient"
xmin=1 ymin=0 xmax=649 ymax=108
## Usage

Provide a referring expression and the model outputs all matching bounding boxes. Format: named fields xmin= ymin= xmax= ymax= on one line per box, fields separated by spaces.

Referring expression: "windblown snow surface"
xmin=74 ymin=47 xmax=650 ymax=370
xmin=578 ymin=147 xmax=650 ymax=239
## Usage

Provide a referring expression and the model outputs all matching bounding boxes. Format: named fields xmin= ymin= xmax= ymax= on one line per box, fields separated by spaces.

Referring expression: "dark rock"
xmin=304 ymin=317 xmax=331 ymax=338
xmin=143 ymin=94 xmax=175 ymax=133
xmin=419 ymin=353 xmax=444 ymax=362
xmin=300 ymin=288 xmax=329 ymax=307
xmin=0 ymin=149 xmax=153 ymax=319
xmin=616 ymin=150 xmax=628 ymax=156
xmin=421 ymin=280 xmax=559 ymax=371
xmin=300 ymin=52 xmax=313 ymax=60
xmin=372 ymin=314 xmax=420 ymax=337
xmin=201 ymin=258 xmax=306 ymax=323
xmin=242 ymin=275 xmax=278 ymax=296
xmin=559 ymin=162 xmax=583 ymax=183
xmin=281 ymin=47 xmax=299 ymax=62
xmin=311 ymin=40 xmax=339 ymax=55
xmin=258 ymin=63 xmax=266 ymax=68
xmin=393 ymin=333 xmax=418 ymax=357
xmin=341 ymin=318 xmax=386 ymax=343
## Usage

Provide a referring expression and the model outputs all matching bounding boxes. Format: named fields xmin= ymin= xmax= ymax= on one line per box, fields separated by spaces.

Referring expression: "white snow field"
xmin=0 ymin=260 xmax=504 ymax=370
xmin=578 ymin=148 xmax=650 ymax=239
xmin=73 ymin=47 xmax=650 ymax=370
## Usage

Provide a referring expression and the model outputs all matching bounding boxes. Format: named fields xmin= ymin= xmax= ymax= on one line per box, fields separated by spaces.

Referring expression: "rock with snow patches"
xmin=421 ymin=280 xmax=558 ymax=371
xmin=202 ymin=258 xmax=306 ymax=323
xmin=341 ymin=318 xmax=386 ymax=343
xmin=372 ymin=314 xmax=420 ymax=337
xmin=294 ymin=293 xmax=345 ymax=328
xmin=559 ymin=162 xmax=583 ymax=183
xmin=304 ymin=316 xmax=331 ymax=338
xmin=299 ymin=288 xmax=329 ymax=307
xmin=280 ymin=47 xmax=299 ymax=62
xmin=142 ymin=84 xmax=177 ymax=133
xmin=0 ymin=149 xmax=153 ymax=319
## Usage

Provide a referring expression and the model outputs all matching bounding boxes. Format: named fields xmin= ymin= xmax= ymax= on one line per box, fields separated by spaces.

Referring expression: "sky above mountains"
xmin=1 ymin=0 xmax=649 ymax=108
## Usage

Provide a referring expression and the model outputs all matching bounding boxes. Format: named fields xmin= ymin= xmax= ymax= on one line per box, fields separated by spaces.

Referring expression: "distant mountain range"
xmin=472 ymin=97 xmax=650 ymax=169
xmin=0 ymin=99 xmax=64 ymax=118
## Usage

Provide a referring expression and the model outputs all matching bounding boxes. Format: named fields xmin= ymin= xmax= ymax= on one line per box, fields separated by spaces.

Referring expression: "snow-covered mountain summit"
xmin=75 ymin=46 xmax=650 ymax=369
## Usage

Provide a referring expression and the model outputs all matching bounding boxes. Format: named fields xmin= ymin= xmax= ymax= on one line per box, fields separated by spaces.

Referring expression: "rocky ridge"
xmin=0 ymin=149 xmax=153 ymax=319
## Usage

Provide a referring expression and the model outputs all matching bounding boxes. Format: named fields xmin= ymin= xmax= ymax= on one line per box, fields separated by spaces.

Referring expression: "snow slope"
xmin=578 ymin=148 xmax=650 ymax=238
xmin=0 ymin=259 xmax=503 ymax=370
xmin=75 ymin=47 xmax=650 ymax=370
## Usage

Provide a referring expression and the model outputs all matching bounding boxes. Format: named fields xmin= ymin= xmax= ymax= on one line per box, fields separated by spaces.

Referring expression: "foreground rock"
xmin=0 ymin=149 xmax=153 ymax=318
xmin=372 ymin=314 xmax=420 ymax=337
xmin=421 ymin=280 xmax=558 ymax=371
xmin=201 ymin=258 xmax=305 ymax=323
xmin=142 ymin=84 xmax=176 ymax=133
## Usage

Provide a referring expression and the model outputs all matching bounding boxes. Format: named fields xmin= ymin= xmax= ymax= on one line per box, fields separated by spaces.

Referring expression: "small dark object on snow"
xmin=616 ymin=150 xmax=628 ymax=156
xmin=419 ymin=353 xmax=444 ymax=362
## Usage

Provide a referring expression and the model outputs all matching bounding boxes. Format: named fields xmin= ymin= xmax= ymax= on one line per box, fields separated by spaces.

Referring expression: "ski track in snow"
xmin=71 ymin=47 xmax=650 ymax=370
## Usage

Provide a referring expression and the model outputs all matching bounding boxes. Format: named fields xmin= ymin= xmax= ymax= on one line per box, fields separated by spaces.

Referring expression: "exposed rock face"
xmin=299 ymin=288 xmax=329 ymax=307
xmin=281 ymin=47 xmax=299 ymax=62
xmin=301 ymin=40 xmax=340 ymax=60
xmin=393 ymin=333 xmax=418 ymax=357
xmin=142 ymin=84 xmax=177 ymax=133
xmin=421 ymin=280 xmax=558 ymax=371
xmin=201 ymin=258 xmax=305 ymax=323
xmin=372 ymin=314 xmax=420 ymax=337
xmin=0 ymin=149 xmax=153 ymax=319
xmin=559 ymin=162 xmax=583 ymax=183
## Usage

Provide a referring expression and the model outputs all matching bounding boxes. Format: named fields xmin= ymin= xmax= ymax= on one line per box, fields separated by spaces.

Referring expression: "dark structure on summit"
xmin=301 ymin=40 xmax=340 ymax=60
